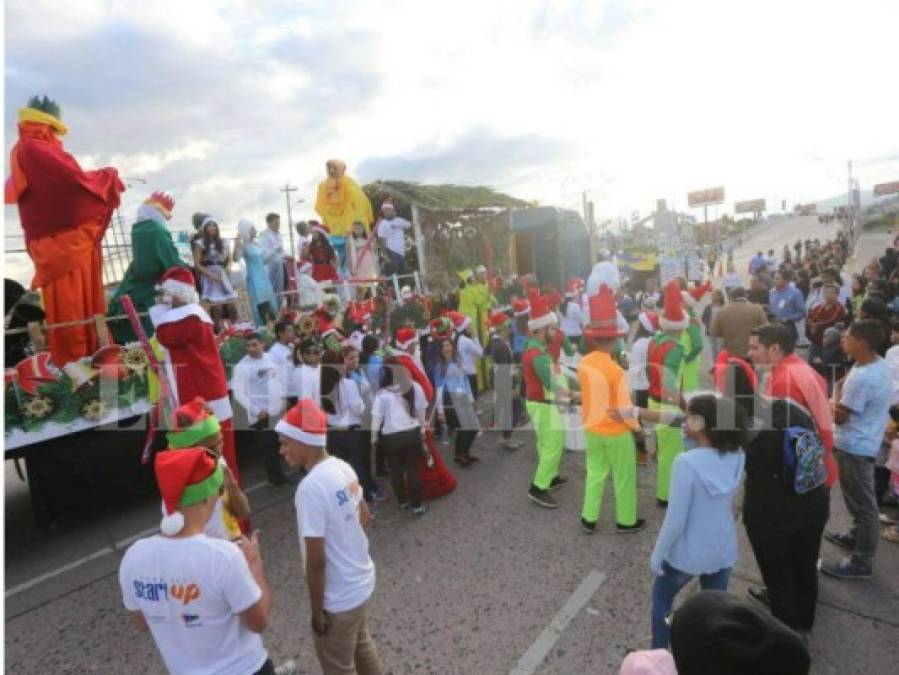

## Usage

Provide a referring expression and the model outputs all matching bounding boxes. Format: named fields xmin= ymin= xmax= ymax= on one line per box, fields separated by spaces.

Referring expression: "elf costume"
xmin=678 ymin=281 xmax=712 ymax=393
xmin=5 ymin=95 xmax=125 ymax=366
xmin=522 ymin=289 xmax=570 ymax=493
xmin=578 ymin=284 xmax=640 ymax=528
xmin=150 ymin=267 xmax=240 ymax=485
xmin=646 ymin=280 xmax=689 ymax=502
xmin=156 ymin=447 xmax=225 ymax=536
xmin=108 ymin=192 xmax=187 ymax=342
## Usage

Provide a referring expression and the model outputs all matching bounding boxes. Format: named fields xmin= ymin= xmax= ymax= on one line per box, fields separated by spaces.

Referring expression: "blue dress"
xmin=242 ymin=241 xmax=278 ymax=325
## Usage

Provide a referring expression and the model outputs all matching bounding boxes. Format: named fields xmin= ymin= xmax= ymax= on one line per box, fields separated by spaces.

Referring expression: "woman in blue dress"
xmin=234 ymin=219 xmax=278 ymax=326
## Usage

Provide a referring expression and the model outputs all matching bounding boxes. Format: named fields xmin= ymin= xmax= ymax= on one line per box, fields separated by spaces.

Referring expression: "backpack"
xmin=782 ymin=426 xmax=827 ymax=495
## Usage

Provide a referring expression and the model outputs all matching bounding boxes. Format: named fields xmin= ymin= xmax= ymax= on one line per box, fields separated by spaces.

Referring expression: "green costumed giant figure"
xmin=108 ymin=192 xmax=187 ymax=342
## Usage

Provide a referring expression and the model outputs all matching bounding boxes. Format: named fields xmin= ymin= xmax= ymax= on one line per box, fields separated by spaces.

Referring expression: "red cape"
xmin=5 ymin=122 xmax=124 ymax=243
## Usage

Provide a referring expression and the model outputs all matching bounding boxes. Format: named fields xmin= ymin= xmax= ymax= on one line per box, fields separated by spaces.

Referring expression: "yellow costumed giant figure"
xmin=458 ymin=265 xmax=495 ymax=387
xmin=314 ymin=159 xmax=373 ymax=271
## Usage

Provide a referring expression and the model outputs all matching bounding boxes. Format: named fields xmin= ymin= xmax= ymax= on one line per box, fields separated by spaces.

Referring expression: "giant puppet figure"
xmin=5 ymin=95 xmax=125 ymax=365
xmin=314 ymin=159 xmax=374 ymax=269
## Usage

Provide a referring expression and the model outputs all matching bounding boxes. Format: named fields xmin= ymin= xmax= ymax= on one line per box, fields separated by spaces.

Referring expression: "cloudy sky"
xmin=4 ymin=0 xmax=899 ymax=254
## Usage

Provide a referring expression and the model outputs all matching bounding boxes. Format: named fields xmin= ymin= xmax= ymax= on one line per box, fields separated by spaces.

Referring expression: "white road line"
xmin=4 ymin=547 xmax=115 ymax=598
xmin=509 ymin=569 xmax=608 ymax=675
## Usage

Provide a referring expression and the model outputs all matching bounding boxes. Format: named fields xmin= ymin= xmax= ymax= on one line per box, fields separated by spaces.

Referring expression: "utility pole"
xmin=281 ymin=183 xmax=298 ymax=259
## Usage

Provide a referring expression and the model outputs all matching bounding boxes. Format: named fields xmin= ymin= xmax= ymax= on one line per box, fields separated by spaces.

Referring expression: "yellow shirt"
xmin=578 ymin=350 xmax=635 ymax=435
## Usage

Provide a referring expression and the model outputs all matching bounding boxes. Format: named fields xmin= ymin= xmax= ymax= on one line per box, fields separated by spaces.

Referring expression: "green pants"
xmin=650 ymin=399 xmax=684 ymax=501
xmin=680 ymin=357 xmax=700 ymax=393
xmin=582 ymin=431 xmax=637 ymax=526
xmin=527 ymin=400 xmax=564 ymax=490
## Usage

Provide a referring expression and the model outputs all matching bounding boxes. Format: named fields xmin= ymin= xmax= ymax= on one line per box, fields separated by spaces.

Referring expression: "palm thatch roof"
xmin=363 ymin=180 xmax=528 ymax=212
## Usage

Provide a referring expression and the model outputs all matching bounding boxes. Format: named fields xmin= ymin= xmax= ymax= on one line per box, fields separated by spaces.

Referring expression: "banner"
xmin=735 ymin=198 xmax=766 ymax=214
xmin=686 ymin=256 xmax=704 ymax=282
xmin=874 ymin=181 xmax=899 ymax=197
xmin=688 ymin=186 xmax=725 ymax=208
xmin=659 ymin=257 xmax=685 ymax=285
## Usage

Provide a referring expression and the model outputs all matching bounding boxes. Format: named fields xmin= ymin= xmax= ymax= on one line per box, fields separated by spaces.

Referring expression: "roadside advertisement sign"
xmin=735 ymin=198 xmax=766 ymax=214
xmin=874 ymin=181 xmax=899 ymax=197
xmin=687 ymin=186 xmax=725 ymax=208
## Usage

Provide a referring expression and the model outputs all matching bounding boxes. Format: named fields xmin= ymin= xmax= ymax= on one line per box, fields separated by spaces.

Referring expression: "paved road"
xmin=5 ymin=219 xmax=899 ymax=674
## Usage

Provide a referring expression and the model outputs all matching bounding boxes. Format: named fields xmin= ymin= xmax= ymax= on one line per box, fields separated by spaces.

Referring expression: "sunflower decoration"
xmin=82 ymin=399 xmax=107 ymax=421
xmin=122 ymin=344 xmax=150 ymax=375
xmin=23 ymin=396 xmax=53 ymax=419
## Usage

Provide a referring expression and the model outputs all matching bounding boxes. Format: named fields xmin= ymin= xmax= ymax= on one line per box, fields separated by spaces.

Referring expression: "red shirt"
xmin=766 ymin=353 xmax=837 ymax=486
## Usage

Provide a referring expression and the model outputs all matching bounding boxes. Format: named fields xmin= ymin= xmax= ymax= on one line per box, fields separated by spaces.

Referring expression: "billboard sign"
xmin=687 ymin=186 xmax=725 ymax=208
xmin=874 ymin=181 xmax=899 ymax=197
xmin=734 ymin=198 xmax=766 ymax=214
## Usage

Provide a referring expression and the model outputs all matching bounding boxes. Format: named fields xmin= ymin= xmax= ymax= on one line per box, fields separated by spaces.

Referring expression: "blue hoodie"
xmin=650 ymin=447 xmax=745 ymax=576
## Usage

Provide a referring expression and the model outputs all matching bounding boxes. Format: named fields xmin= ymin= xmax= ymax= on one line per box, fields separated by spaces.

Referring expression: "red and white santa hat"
xmin=512 ymin=297 xmax=530 ymax=317
xmin=156 ymin=447 xmax=224 ymax=536
xmin=682 ymin=279 xmax=713 ymax=310
xmin=638 ymin=311 xmax=660 ymax=334
xmin=310 ymin=221 xmax=331 ymax=237
xmin=275 ymin=397 xmax=328 ymax=447
xmin=487 ymin=310 xmax=511 ymax=332
xmin=448 ymin=311 xmax=471 ymax=332
xmin=159 ymin=266 xmax=199 ymax=305
xmin=660 ymin=280 xmax=689 ymax=331
xmin=395 ymin=327 xmax=418 ymax=350
xmin=565 ymin=277 xmax=585 ymax=297
xmin=527 ymin=288 xmax=558 ymax=332
xmin=584 ymin=285 xmax=621 ymax=340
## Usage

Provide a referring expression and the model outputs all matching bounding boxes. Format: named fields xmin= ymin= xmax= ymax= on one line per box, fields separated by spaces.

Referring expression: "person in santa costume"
xmin=150 ymin=266 xmax=241 ymax=485
xmin=522 ymin=288 xmax=577 ymax=509
xmin=644 ymin=280 xmax=690 ymax=506
xmin=577 ymin=285 xmax=646 ymax=534
xmin=108 ymin=191 xmax=187 ymax=343
xmin=5 ymin=95 xmax=125 ymax=366
xmin=118 ymin=448 xmax=288 ymax=675
xmin=305 ymin=223 xmax=342 ymax=284
xmin=166 ymin=397 xmax=250 ymax=540
xmin=679 ymin=279 xmax=712 ymax=393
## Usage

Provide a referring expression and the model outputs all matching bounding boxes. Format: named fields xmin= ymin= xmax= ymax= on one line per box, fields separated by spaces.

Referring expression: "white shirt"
xmin=559 ymin=301 xmax=586 ymax=337
xmin=288 ymin=364 xmax=321 ymax=405
xmin=231 ymin=354 xmax=285 ymax=425
xmin=456 ymin=334 xmax=483 ymax=376
xmin=267 ymin=342 xmax=295 ymax=394
xmin=886 ymin=345 xmax=899 ymax=405
xmin=349 ymin=330 xmax=367 ymax=352
xmin=119 ymin=535 xmax=267 ymax=675
xmin=377 ymin=216 xmax=411 ymax=255
xmin=259 ymin=228 xmax=284 ymax=264
xmin=628 ymin=336 xmax=651 ymax=390
xmin=722 ymin=272 xmax=741 ymax=289
xmin=326 ymin=378 xmax=366 ymax=428
xmin=295 ymin=456 xmax=375 ymax=613
xmin=371 ymin=383 xmax=427 ymax=435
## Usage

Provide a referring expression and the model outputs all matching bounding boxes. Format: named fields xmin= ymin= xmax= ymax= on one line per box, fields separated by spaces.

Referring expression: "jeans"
xmin=651 ymin=561 xmax=731 ymax=649
xmin=381 ymin=427 xmax=422 ymax=508
xmin=834 ymin=448 xmax=879 ymax=567
xmin=251 ymin=420 xmax=287 ymax=485
xmin=385 ymin=249 xmax=405 ymax=276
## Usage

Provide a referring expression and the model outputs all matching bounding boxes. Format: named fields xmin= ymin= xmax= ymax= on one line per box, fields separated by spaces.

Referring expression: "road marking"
xmin=509 ymin=569 xmax=608 ymax=675
xmin=5 ymin=547 xmax=115 ymax=598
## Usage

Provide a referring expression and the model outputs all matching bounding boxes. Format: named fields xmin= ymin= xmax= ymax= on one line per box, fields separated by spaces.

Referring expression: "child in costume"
xmin=679 ymin=279 xmax=712 ymax=392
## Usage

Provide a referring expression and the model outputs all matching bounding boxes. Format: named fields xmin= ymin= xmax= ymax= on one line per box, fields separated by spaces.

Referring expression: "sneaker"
xmin=881 ymin=527 xmax=899 ymax=544
xmin=878 ymin=511 xmax=899 ymax=525
xmin=274 ymin=660 xmax=298 ymax=675
xmin=824 ymin=531 xmax=856 ymax=551
xmin=411 ymin=505 xmax=427 ymax=516
xmin=747 ymin=586 xmax=770 ymax=607
xmin=581 ymin=518 xmax=596 ymax=534
xmin=548 ymin=476 xmax=569 ymax=491
xmin=527 ymin=485 xmax=558 ymax=509
xmin=656 ymin=499 xmax=668 ymax=508
xmin=820 ymin=558 xmax=872 ymax=580
xmin=372 ymin=486 xmax=388 ymax=502
xmin=616 ymin=519 xmax=647 ymax=533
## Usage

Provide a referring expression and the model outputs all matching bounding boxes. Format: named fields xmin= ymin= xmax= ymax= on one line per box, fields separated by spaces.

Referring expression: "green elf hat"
xmin=20 ymin=95 xmax=67 ymax=135
xmin=155 ymin=448 xmax=223 ymax=535
xmin=166 ymin=397 xmax=221 ymax=449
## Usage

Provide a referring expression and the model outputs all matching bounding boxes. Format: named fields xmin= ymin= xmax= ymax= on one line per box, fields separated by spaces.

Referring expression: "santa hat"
xmin=448 ymin=311 xmax=471 ymax=332
xmin=487 ymin=311 xmax=510 ymax=332
xmin=565 ymin=277 xmax=584 ymax=297
xmin=381 ymin=199 xmax=396 ymax=212
xmin=586 ymin=261 xmax=621 ymax=295
xmin=682 ymin=279 xmax=713 ymax=310
xmin=527 ymin=288 xmax=557 ymax=332
xmin=512 ymin=297 xmax=530 ymax=317
xmin=311 ymin=222 xmax=331 ymax=237
xmin=159 ymin=267 xmax=199 ymax=305
xmin=395 ymin=327 xmax=418 ymax=350
xmin=660 ymin=280 xmax=689 ymax=331
xmin=638 ymin=311 xmax=660 ymax=334
xmin=167 ymin=397 xmax=221 ymax=449
xmin=584 ymin=285 xmax=620 ymax=340
xmin=275 ymin=398 xmax=328 ymax=447
xmin=156 ymin=448 xmax=223 ymax=536
xmin=429 ymin=316 xmax=453 ymax=340
xmin=143 ymin=191 xmax=175 ymax=220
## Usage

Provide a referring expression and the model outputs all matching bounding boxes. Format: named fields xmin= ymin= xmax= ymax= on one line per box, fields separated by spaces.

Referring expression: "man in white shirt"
xmin=289 ymin=337 xmax=322 ymax=405
xmin=119 ymin=448 xmax=289 ymax=675
xmin=268 ymin=319 xmax=297 ymax=403
xmin=232 ymin=332 xmax=287 ymax=486
xmin=451 ymin=312 xmax=484 ymax=398
xmin=376 ymin=200 xmax=411 ymax=277
xmin=259 ymin=213 xmax=286 ymax=302
xmin=276 ymin=399 xmax=384 ymax=675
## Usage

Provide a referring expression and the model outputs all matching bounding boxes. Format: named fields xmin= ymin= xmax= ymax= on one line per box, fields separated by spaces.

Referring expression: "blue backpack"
xmin=782 ymin=426 xmax=827 ymax=495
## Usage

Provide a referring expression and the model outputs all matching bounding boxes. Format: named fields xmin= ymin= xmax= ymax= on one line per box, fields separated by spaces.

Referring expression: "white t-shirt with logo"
xmin=231 ymin=353 xmax=285 ymax=425
xmin=377 ymin=216 xmax=411 ymax=255
xmin=295 ymin=456 xmax=375 ymax=613
xmin=119 ymin=535 xmax=266 ymax=675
